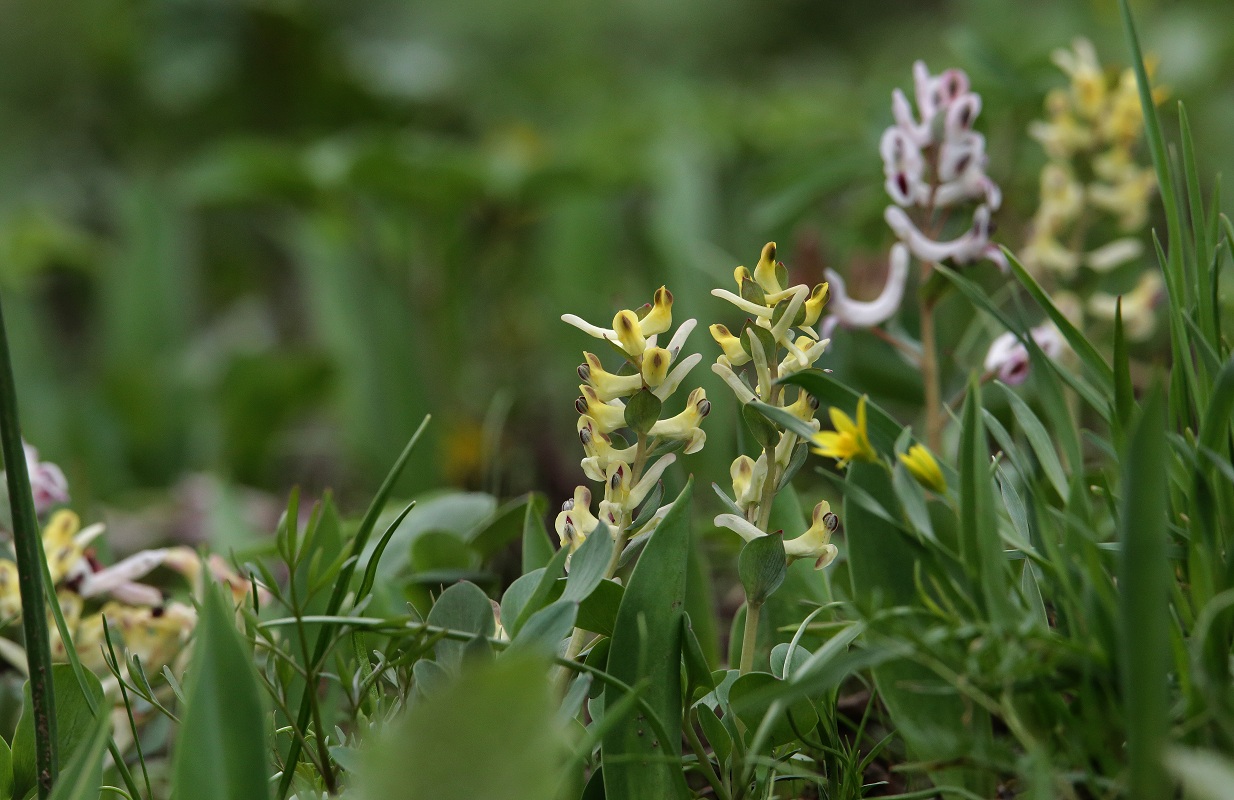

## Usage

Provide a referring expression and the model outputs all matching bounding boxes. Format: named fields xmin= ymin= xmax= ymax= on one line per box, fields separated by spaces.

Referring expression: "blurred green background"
xmin=1 ymin=0 xmax=1230 ymax=528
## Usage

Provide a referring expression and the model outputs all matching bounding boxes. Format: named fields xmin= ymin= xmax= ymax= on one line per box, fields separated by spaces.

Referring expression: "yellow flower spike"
xmin=810 ymin=395 xmax=878 ymax=468
xmin=612 ymin=309 xmax=646 ymax=356
xmin=709 ymin=324 xmax=751 ymax=366
xmin=783 ymin=501 xmax=840 ymax=570
xmin=801 ymin=282 xmax=830 ymax=327
xmin=580 ymin=352 xmax=643 ymax=401
xmin=640 ymin=347 xmax=671 ymax=388
xmin=42 ymin=509 xmax=85 ymax=584
xmin=0 ymin=560 xmax=20 ymax=618
xmin=752 ymin=241 xmax=783 ymax=295
xmin=899 ymin=444 xmax=947 ymax=494
xmin=648 ymin=387 xmax=711 ymax=454
xmin=576 ymin=386 xmax=628 ymax=433
xmin=639 ymin=286 xmax=674 ymax=337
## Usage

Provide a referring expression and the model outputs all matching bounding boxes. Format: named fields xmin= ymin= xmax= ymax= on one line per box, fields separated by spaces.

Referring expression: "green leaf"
xmin=469 ymin=493 xmax=542 ymax=560
xmin=508 ymin=600 xmax=578 ymax=657
xmin=625 ymin=389 xmax=662 ymax=436
xmin=742 ymin=403 xmax=782 ymax=449
xmin=729 ymin=671 xmax=818 ymax=748
xmin=0 ymin=736 xmax=10 ymax=800
xmin=173 ymin=582 xmax=270 ymax=800
xmin=521 ymin=494 xmax=555 ymax=573
xmin=357 ymin=655 xmax=565 ymax=800
xmin=960 ymin=378 xmax=1013 ymax=628
xmin=12 ymin=667 xmax=105 ymax=800
xmin=748 ymin=401 xmax=814 ymax=443
xmin=500 ymin=570 xmax=545 ymax=637
xmin=562 ymin=527 xmax=614 ymax=604
xmin=511 ymin=545 xmax=570 ymax=636
xmin=681 ymin=615 xmax=716 ymax=698
xmin=1118 ymin=386 xmax=1170 ymax=800
xmin=738 ymin=533 xmax=787 ymax=607
xmin=1113 ymin=298 xmax=1136 ymax=434
xmin=995 ymin=383 xmax=1069 ymax=502
xmin=426 ymin=581 xmax=496 ymax=672
xmin=46 ymin=708 xmax=109 ymax=800
xmin=602 ymin=479 xmax=694 ymax=800
xmin=769 ymin=642 xmax=812 ymax=680
xmin=695 ymin=705 xmax=731 ymax=772
xmin=576 ymin=579 xmax=624 ymax=637
xmin=412 ymin=659 xmax=450 ymax=699
xmin=365 ymin=492 xmax=497 ymax=581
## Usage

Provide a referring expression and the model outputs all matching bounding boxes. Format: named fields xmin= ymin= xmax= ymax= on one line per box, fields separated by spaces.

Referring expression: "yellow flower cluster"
xmin=709 ymin=242 xmax=845 ymax=568
xmin=1022 ymin=39 xmax=1165 ymax=340
xmin=557 ymin=287 xmax=708 ymax=552
xmin=0 ymin=510 xmax=252 ymax=676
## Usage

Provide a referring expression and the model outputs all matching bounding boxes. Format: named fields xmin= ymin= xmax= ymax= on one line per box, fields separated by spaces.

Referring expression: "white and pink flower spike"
xmin=880 ymin=60 xmax=1004 ymax=270
xmin=22 ymin=441 xmax=69 ymax=517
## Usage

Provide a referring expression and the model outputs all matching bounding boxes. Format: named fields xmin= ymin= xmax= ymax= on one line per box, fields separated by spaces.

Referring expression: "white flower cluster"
xmin=823 ymin=61 xmax=1004 ymax=336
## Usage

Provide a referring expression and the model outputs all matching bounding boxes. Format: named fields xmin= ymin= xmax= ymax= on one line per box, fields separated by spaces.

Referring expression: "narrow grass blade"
xmin=1118 ymin=386 xmax=1170 ymax=800
xmin=0 ymin=295 xmax=57 ymax=796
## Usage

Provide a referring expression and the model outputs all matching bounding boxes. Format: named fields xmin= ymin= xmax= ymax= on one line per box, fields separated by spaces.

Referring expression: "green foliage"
xmin=11 ymin=667 xmax=103 ymax=800
xmin=173 ymin=583 xmax=269 ymax=800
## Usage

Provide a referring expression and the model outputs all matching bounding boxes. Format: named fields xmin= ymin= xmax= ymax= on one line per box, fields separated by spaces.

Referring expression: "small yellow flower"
xmin=42 ymin=509 xmax=85 ymax=584
xmin=801 ymin=282 xmax=830 ymax=327
xmin=898 ymin=444 xmax=947 ymax=494
xmin=640 ymin=347 xmax=671 ymax=388
xmin=752 ymin=241 xmax=783 ymax=295
xmin=648 ymin=387 xmax=710 ymax=454
xmin=783 ymin=501 xmax=840 ymax=570
xmin=810 ymin=395 xmax=877 ymax=467
xmin=709 ymin=324 xmax=751 ymax=366
xmin=579 ymin=352 xmax=642 ymax=401
xmin=638 ymin=286 xmax=674 ymax=337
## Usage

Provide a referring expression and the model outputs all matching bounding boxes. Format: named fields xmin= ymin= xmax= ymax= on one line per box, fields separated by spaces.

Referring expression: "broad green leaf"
xmin=413 ymin=659 xmax=450 ymax=699
xmin=500 ymin=570 xmax=545 ymax=637
xmin=681 ymin=615 xmax=715 ymax=698
xmin=357 ymin=655 xmax=565 ymax=800
xmin=511 ymin=545 xmax=570 ymax=635
xmin=769 ymin=642 xmax=812 ymax=680
xmin=1118 ymin=386 xmax=1170 ymax=800
xmin=364 ymin=492 xmax=497 ymax=581
xmin=602 ymin=479 xmax=694 ymax=800
xmin=507 ymin=600 xmax=578 ymax=656
xmin=12 ymin=666 xmax=105 ymax=800
xmin=624 ymin=389 xmax=662 ymax=435
xmin=738 ymin=533 xmax=787 ymax=607
xmin=173 ymin=582 xmax=269 ymax=800
xmin=46 ymin=707 xmax=109 ymax=800
xmin=695 ymin=704 xmax=731 ymax=772
xmin=729 ymin=671 xmax=818 ymax=748
xmin=743 ymin=403 xmax=783 ymax=449
xmin=426 ymin=581 xmax=496 ymax=672
xmin=562 ymin=527 xmax=614 ymax=603
xmin=576 ymin=579 xmax=623 ymax=637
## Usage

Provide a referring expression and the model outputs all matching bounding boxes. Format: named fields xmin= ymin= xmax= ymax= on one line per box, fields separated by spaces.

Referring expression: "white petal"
xmin=825 ymin=243 xmax=910 ymax=329
xmin=714 ymin=513 xmax=765 ymax=543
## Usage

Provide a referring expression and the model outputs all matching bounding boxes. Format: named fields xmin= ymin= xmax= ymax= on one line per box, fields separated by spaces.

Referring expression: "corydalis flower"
xmin=983 ymin=323 xmax=1066 ymax=385
xmin=2 ymin=441 xmax=70 ymax=518
xmin=881 ymin=61 xmax=1004 ymax=271
xmin=810 ymin=395 xmax=877 ymax=468
xmin=714 ymin=500 xmax=840 ymax=570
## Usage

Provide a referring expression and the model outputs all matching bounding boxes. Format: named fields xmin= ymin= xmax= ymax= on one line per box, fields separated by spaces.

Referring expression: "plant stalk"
xmin=738 ymin=601 xmax=761 ymax=676
xmin=0 ymin=296 xmax=58 ymax=797
xmin=920 ymin=280 xmax=943 ymax=452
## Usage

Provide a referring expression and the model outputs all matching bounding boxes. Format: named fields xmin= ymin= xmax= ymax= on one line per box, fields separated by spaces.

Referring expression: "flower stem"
xmin=0 ymin=296 xmax=58 ymax=798
xmin=738 ymin=601 xmax=761 ymax=675
xmin=920 ymin=277 xmax=943 ymax=452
